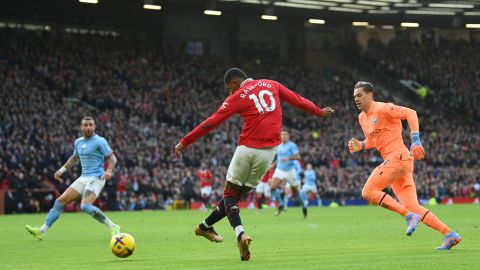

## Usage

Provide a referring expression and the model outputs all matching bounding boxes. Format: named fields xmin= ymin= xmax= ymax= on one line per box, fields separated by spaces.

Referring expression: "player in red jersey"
xmin=256 ymin=165 xmax=275 ymax=212
xmin=175 ymin=68 xmax=334 ymax=261
xmin=197 ymin=163 xmax=213 ymax=211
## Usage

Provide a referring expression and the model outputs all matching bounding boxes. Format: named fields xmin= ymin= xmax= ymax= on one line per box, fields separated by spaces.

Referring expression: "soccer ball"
xmin=110 ymin=233 xmax=136 ymax=258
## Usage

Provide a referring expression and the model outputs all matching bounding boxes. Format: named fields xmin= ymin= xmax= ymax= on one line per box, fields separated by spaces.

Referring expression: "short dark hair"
xmin=81 ymin=116 xmax=95 ymax=122
xmin=224 ymin=68 xmax=248 ymax=84
xmin=354 ymin=81 xmax=374 ymax=93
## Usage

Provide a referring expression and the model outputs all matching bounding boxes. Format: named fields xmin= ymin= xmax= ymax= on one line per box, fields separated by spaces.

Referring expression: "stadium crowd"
xmin=357 ymin=35 xmax=480 ymax=120
xmin=0 ymin=29 xmax=479 ymax=213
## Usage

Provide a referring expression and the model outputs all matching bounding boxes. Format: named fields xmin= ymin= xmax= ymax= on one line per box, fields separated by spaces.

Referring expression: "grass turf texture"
xmin=1 ymin=204 xmax=479 ymax=270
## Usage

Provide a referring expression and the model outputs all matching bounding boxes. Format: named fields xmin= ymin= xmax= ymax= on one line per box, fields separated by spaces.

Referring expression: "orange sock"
xmin=367 ymin=190 xmax=408 ymax=216
xmin=422 ymin=211 xmax=450 ymax=235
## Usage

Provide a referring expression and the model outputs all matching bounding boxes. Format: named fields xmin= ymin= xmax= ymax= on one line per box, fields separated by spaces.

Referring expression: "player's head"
xmin=80 ymin=116 xmax=96 ymax=138
xmin=353 ymin=81 xmax=374 ymax=112
xmin=224 ymin=68 xmax=248 ymax=95
xmin=200 ymin=162 xmax=207 ymax=169
xmin=306 ymin=163 xmax=313 ymax=170
xmin=280 ymin=130 xmax=290 ymax=143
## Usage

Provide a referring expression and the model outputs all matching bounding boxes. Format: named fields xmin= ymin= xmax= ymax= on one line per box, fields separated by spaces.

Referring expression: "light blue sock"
xmin=274 ymin=189 xmax=283 ymax=207
xmin=81 ymin=203 xmax=114 ymax=229
xmin=300 ymin=191 xmax=308 ymax=208
xmin=284 ymin=194 xmax=290 ymax=208
xmin=316 ymin=194 xmax=322 ymax=207
xmin=44 ymin=200 xmax=64 ymax=230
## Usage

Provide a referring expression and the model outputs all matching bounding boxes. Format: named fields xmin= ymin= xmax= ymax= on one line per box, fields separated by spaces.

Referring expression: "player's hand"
xmin=410 ymin=132 xmax=425 ymax=160
xmin=321 ymin=107 xmax=335 ymax=117
xmin=54 ymin=170 xmax=64 ymax=183
xmin=104 ymin=169 xmax=113 ymax=180
xmin=348 ymin=138 xmax=362 ymax=153
xmin=281 ymin=158 xmax=289 ymax=162
xmin=175 ymin=143 xmax=185 ymax=159
xmin=410 ymin=145 xmax=425 ymax=160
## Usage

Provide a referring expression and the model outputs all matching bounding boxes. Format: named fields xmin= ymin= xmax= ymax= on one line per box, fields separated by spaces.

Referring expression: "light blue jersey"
xmin=276 ymin=141 xmax=299 ymax=171
xmin=294 ymin=160 xmax=302 ymax=182
xmin=304 ymin=169 xmax=316 ymax=186
xmin=73 ymin=134 xmax=113 ymax=178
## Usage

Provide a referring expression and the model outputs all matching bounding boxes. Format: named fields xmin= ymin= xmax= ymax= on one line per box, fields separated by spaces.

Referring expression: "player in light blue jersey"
xmin=270 ymin=131 xmax=301 ymax=216
xmin=299 ymin=163 xmax=320 ymax=218
xmin=26 ymin=117 xmax=120 ymax=240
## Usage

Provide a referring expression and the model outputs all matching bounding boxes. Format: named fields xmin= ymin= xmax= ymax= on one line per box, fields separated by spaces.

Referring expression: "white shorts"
xmin=226 ymin=145 xmax=277 ymax=188
xmin=255 ymin=182 xmax=272 ymax=197
xmin=301 ymin=184 xmax=318 ymax=194
xmin=201 ymin=186 xmax=212 ymax=197
xmin=70 ymin=176 xmax=105 ymax=197
xmin=273 ymin=168 xmax=299 ymax=187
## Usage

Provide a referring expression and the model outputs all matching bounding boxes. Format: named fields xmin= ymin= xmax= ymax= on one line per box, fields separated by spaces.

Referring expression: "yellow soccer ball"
xmin=110 ymin=233 xmax=136 ymax=258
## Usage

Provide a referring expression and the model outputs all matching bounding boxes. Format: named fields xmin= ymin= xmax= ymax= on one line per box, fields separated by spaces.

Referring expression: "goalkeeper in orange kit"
xmin=348 ymin=82 xmax=461 ymax=250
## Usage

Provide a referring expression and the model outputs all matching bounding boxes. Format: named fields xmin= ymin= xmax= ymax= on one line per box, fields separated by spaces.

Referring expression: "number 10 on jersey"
xmin=249 ymin=90 xmax=276 ymax=114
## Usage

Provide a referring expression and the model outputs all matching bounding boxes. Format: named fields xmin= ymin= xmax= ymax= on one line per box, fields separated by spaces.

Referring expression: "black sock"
xmin=203 ymin=199 xmax=226 ymax=229
xmin=224 ymin=196 xmax=242 ymax=228
xmin=302 ymin=207 xmax=307 ymax=217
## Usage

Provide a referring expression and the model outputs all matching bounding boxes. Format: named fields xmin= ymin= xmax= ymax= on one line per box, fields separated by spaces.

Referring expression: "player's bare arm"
xmin=54 ymin=155 xmax=79 ymax=181
xmin=104 ymin=153 xmax=117 ymax=180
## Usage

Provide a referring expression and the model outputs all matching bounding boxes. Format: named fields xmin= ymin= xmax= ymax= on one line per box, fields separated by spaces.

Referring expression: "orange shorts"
xmin=363 ymin=153 xmax=415 ymax=193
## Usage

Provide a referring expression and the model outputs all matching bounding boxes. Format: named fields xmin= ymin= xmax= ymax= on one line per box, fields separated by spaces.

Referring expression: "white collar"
xmin=240 ymin=78 xmax=253 ymax=87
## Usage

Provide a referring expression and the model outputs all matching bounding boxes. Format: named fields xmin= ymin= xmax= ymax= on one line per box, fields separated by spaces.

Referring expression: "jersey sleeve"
xmin=99 ymin=138 xmax=114 ymax=158
xmin=291 ymin=143 xmax=299 ymax=155
xmin=382 ymin=103 xmax=419 ymax=132
xmin=277 ymin=82 xmax=324 ymax=117
xmin=180 ymin=96 xmax=239 ymax=148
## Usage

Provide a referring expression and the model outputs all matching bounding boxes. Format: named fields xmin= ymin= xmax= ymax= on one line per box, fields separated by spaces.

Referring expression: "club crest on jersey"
xmin=373 ymin=118 xmax=378 ymax=125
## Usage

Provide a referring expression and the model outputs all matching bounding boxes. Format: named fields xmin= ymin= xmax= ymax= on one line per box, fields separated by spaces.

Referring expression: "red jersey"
xmin=261 ymin=168 xmax=275 ymax=183
xmin=180 ymin=79 xmax=324 ymax=149
xmin=197 ymin=169 xmax=213 ymax=188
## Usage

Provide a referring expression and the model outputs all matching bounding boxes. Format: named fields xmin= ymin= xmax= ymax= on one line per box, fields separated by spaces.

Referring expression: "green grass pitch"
xmin=1 ymin=204 xmax=479 ymax=270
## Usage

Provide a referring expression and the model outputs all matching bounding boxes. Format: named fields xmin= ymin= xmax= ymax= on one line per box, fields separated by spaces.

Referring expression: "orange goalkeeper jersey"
xmin=358 ymin=102 xmax=419 ymax=160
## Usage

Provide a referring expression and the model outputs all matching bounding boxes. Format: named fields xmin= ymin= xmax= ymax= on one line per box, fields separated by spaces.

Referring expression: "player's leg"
xmin=264 ymin=183 xmax=272 ymax=208
xmin=195 ymin=198 xmax=225 ymax=242
xmin=255 ymin=184 xmax=264 ymax=210
xmin=315 ymin=191 xmax=322 ymax=207
xmin=80 ymin=177 xmax=119 ymax=236
xmin=290 ymin=182 xmax=300 ymax=207
xmin=200 ymin=187 xmax=212 ymax=211
xmin=361 ymin=161 xmax=409 ymax=216
xmin=26 ymin=180 xmax=83 ymax=240
xmin=393 ymin=172 xmax=461 ymax=249
xmin=195 ymin=145 xmax=252 ymax=244
xmin=284 ymin=184 xmax=292 ymax=210
xmin=299 ymin=185 xmax=309 ymax=218
xmin=233 ymin=146 xmax=275 ymax=261
xmin=270 ymin=175 xmax=285 ymax=212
